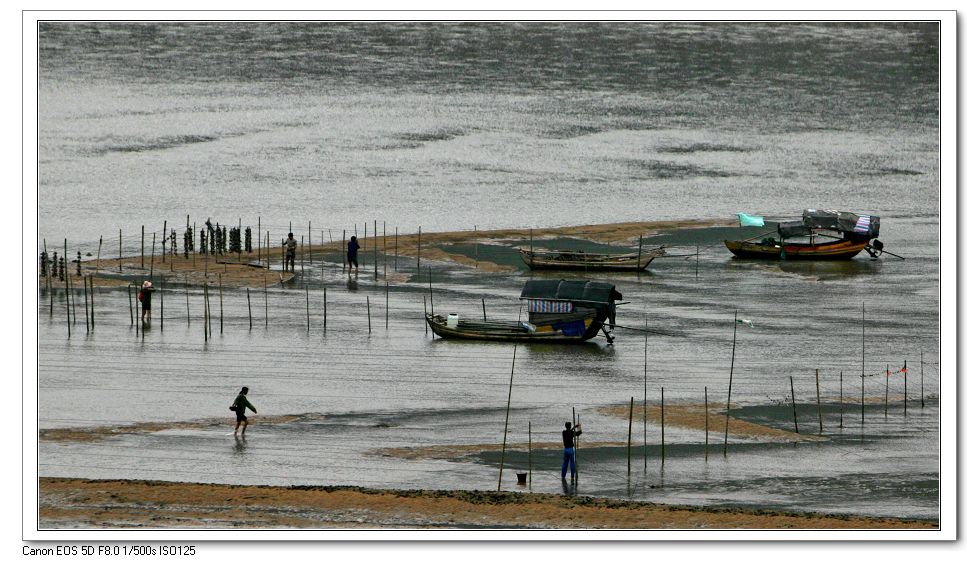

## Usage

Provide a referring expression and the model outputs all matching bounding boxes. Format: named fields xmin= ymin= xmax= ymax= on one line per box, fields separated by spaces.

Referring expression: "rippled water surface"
xmin=35 ymin=22 xmax=942 ymax=522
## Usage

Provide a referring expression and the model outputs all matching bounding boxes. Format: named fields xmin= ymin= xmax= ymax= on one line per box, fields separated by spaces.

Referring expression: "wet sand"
xmin=38 ymin=477 xmax=936 ymax=530
xmin=42 ymin=219 xmax=733 ymax=288
xmin=596 ymin=403 xmax=828 ymax=443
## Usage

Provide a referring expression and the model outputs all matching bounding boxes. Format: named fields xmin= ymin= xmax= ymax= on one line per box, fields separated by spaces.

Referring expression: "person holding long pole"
xmin=561 ymin=420 xmax=582 ymax=483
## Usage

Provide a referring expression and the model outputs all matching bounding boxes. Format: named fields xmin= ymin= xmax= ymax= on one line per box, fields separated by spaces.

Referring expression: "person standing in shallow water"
xmin=231 ymin=386 xmax=257 ymax=435
xmin=561 ymin=421 xmax=582 ymax=481
xmin=283 ymin=232 xmax=297 ymax=272
xmin=347 ymin=235 xmax=360 ymax=274
xmin=138 ymin=280 xmax=155 ymax=323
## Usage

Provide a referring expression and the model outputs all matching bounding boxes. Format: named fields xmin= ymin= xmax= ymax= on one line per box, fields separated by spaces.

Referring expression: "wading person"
xmin=230 ymin=386 xmax=258 ymax=435
xmin=561 ymin=421 xmax=582 ymax=481
xmin=283 ymin=232 xmax=297 ymax=272
xmin=138 ymin=280 xmax=155 ymax=323
xmin=347 ymin=235 xmax=360 ymax=274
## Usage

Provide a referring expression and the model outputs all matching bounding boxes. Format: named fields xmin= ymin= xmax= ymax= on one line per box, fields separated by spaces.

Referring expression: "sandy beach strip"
xmin=43 ymin=218 xmax=733 ymax=288
xmin=38 ymin=477 xmax=936 ymax=530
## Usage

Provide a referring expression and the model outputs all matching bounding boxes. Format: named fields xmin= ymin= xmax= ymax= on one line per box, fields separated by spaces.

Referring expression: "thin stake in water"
xmin=723 ymin=310 xmax=738 ymax=456
xmin=497 ymin=346 xmax=517 ymax=492
xmin=790 ymin=376 xmax=799 ymax=433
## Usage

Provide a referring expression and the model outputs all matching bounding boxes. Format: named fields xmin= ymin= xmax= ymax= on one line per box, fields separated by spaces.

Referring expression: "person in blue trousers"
xmin=561 ymin=421 xmax=582 ymax=481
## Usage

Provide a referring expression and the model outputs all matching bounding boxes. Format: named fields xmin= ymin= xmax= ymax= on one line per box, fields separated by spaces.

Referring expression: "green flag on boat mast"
xmin=738 ymin=213 xmax=766 ymax=227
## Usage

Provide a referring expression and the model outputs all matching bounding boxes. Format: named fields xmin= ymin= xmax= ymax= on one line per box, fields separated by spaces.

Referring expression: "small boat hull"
xmin=519 ymin=247 xmax=665 ymax=271
xmin=426 ymin=314 xmax=607 ymax=343
xmin=724 ymin=239 xmax=868 ymax=260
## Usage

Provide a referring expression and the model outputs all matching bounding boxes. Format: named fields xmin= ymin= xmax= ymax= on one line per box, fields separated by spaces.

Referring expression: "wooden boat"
xmin=426 ymin=279 xmax=623 ymax=344
xmin=724 ymin=237 xmax=869 ymax=260
xmin=518 ymin=246 xmax=666 ymax=271
xmin=725 ymin=209 xmax=885 ymax=261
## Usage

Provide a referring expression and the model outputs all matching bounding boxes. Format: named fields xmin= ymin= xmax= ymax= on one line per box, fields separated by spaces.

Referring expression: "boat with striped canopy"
xmin=425 ymin=279 xmax=622 ymax=344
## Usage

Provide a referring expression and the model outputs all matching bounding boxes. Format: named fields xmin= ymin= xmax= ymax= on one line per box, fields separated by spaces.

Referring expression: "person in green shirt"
xmin=231 ymin=386 xmax=257 ymax=435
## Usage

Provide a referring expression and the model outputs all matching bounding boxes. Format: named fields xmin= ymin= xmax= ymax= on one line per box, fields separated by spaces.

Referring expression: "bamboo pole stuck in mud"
xmin=150 ymin=232 xmax=156 ymax=278
xmin=342 ymin=229 xmax=347 ymax=272
xmin=206 ymin=283 xmax=213 ymax=339
xmin=428 ymin=267 xmax=434 ymax=314
xmin=374 ymin=220 xmax=378 ymax=281
xmin=202 ymin=284 xmax=208 ymax=343
xmin=68 ymin=255 xmax=77 ymax=326
xmin=660 ymin=387 xmax=665 ymax=466
xmin=204 ymin=229 xmax=209 ymax=277
xmin=266 ymin=232 xmax=270 ymax=270
xmin=417 ymin=227 xmax=421 ymax=273
xmin=497 ymin=346 xmax=517 ymax=492
xmin=90 ymin=275 xmax=96 ymax=330
xmin=723 ymin=310 xmax=738 ymax=456
xmin=385 ymin=279 xmax=389 ymax=329
xmin=643 ymin=320 xmax=648 ymax=471
xmin=162 ymin=221 xmax=167 ymax=264
xmin=637 ymin=234 xmax=643 ymax=270
xmin=366 ymin=295 xmax=372 ymax=334
xmin=258 ymin=217 xmax=261 ymax=266
xmin=482 ymin=298 xmax=487 ymax=321
xmin=264 ymin=273 xmax=268 ymax=328
xmin=159 ymin=277 xmax=164 ymax=332
xmin=119 ymin=229 xmax=123 ymax=272
xmin=305 ymin=285 xmax=310 ymax=332
xmin=571 ymin=405 xmax=577 ymax=483
xmin=219 ymin=274 xmax=224 ymax=334
xmin=705 ymin=386 xmax=709 ymax=461
xmin=96 ymin=236 xmax=102 ymax=275
xmin=695 ymin=244 xmax=699 ymax=280
xmin=423 ymin=296 xmax=428 ymax=335
xmin=861 ymin=303 xmax=866 ymax=424
xmin=82 ymin=273 xmax=89 ymax=334
xmin=473 ymin=226 xmax=478 ymax=269
xmin=790 ymin=376 xmax=799 ymax=434
xmin=141 ymin=225 xmax=145 ymax=269
xmin=840 ymin=370 xmax=844 ymax=429
xmin=885 ymin=364 xmax=890 ymax=418
xmin=127 ymin=283 xmax=133 ymax=326
xmin=134 ymin=284 xmax=139 ymax=338
xmin=247 ymin=288 xmax=252 ymax=330
xmin=383 ymin=222 xmax=387 ymax=278
xmin=815 ymin=369 xmax=823 ymax=435
xmin=627 ymin=396 xmax=634 ymax=484
xmin=300 ymin=236 xmax=305 ymax=274
xmin=903 ymin=359 xmax=908 ymax=415
xmin=528 ymin=421 xmax=533 ymax=490
xmin=921 ymin=351 xmax=925 ymax=408
xmin=323 ymin=287 xmax=327 ymax=334
xmin=394 ymin=227 xmax=398 ymax=272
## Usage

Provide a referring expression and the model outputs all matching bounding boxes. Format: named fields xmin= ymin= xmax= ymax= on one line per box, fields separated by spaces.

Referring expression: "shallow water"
xmin=34 ymin=22 xmax=941 ymax=521
xmin=36 ymin=222 xmax=940 ymax=520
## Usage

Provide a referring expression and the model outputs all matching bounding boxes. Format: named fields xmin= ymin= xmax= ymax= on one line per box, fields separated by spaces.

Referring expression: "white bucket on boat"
xmin=447 ymin=313 xmax=459 ymax=328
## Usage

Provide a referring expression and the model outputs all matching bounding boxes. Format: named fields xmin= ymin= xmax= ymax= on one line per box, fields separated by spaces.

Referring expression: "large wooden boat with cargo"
xmin=724 ymin=209 xmax=886 ymax=260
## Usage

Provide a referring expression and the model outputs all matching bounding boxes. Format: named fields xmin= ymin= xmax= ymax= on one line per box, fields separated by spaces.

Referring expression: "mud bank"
xmin=38 ymin=478 xmax=936 ymax=530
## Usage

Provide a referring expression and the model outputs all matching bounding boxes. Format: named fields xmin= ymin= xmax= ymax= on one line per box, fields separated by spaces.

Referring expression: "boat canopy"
xmin=802 ymin=209 xmax=880 ymax=238
xmin=519 ymin=279 xmax=622 ymax=307
xmin=777 ymin=220 xmax=809 ymax=238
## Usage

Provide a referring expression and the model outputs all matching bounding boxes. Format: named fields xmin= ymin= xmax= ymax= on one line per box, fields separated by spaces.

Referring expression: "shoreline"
xmin=38 ymin=218 xmax=735 ymax=289
xmin=38 ymin=477 xmax=937 ymax=530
